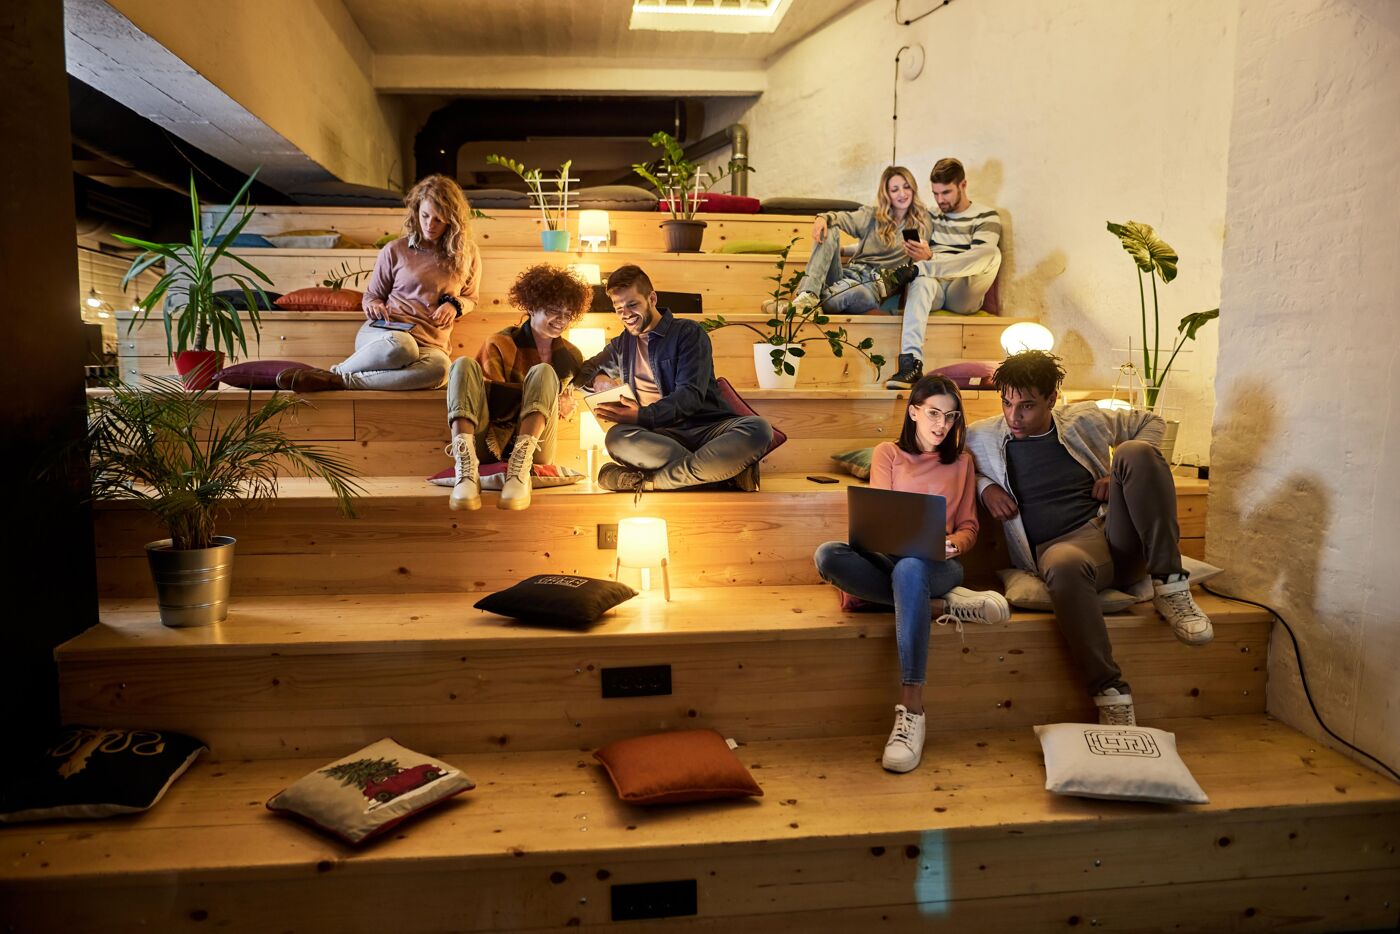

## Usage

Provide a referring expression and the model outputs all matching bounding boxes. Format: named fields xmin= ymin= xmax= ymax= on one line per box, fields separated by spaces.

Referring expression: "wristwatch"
xmin=438 ymin=294 xmax=463 ymax=317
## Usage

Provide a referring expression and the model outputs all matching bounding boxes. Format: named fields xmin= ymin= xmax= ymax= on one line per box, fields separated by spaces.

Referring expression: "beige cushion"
xmin=266 ymin=738 xmax=474 ymax=844
xmin=1034 ymin=722 xmax=1209 ymax=804
xmin=999 ymin=556 xmax=1225 ymax=612
xmin=266 ymin=229 xmax=350 ymax=249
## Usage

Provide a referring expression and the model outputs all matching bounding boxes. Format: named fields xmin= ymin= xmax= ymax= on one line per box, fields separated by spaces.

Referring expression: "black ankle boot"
xmin=885 ymin=354 xmax=923 ymax=390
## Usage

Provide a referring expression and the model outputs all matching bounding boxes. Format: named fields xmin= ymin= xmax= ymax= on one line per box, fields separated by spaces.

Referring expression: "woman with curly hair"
xmin=791 ymin=165 xmax=931 ymax=316
xmin=445 ymin=264 xmax=591 ymax=511
xmin=277 ymin=174 xmax=481 ymax=392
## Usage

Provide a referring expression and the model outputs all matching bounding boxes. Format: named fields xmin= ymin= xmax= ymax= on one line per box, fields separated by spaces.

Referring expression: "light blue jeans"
xmin=332 ymin=321 xmax=451 ymax=390
xmin=900 ymin=253 xmax=1002 ymax=356
xmin=814 ymin=541 xmax=965 ymax=685
xmin=796 ymin=231 xmax=901 ymax=314
xmin=606 ymin=416 xmax=772 ymax=490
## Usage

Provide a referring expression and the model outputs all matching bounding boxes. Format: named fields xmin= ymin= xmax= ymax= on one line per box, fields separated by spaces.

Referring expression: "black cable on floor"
xmin=1202 ymin=582 xmax=1400 ymax=783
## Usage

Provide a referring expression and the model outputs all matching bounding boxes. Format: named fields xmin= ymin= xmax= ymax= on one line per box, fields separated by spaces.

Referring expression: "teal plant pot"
xmin=540 ymin=229 xmax=570 ymax=252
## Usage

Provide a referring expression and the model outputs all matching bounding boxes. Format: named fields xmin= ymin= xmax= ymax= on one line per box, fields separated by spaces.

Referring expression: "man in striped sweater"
xmin=885 ymin=158 xmax=1003 ymax=389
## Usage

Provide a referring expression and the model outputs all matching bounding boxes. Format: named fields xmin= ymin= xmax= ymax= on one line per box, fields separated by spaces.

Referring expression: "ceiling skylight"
xmin=629 ymin=0 xmax=792 ymax=34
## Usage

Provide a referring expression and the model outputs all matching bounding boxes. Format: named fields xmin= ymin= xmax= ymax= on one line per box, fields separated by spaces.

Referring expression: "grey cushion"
xmin=576 ymin=185 xmax=658 ymax=211
xmin=1035 ymin=722 xmax=1209 ymax=804
xmin=760 ymin=197 xmax=863 ymax=215
xmin=463 ymin=188 xmax=531 ymax=209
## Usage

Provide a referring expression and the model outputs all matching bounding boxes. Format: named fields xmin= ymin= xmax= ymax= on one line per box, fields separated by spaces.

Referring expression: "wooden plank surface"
xmin=57 ymin=589 xmax=1267 ymax=759
xmin=2 ymin=716 xmax=1396 ymax=933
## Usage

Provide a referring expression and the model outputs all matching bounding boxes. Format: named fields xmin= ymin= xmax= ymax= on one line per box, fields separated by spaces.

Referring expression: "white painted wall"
xmin=1211 ymin=0 xmax=1400 ymax=775
xmin=739 ymin=0 xmax=1236 ymax=462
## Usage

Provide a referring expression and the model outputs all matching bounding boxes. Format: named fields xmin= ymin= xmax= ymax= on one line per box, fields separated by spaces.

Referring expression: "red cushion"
xmin=218 ymin=360 xmax=312 ymax=389
xmin=715 ymin=377 xmax=786 ymax=456
xmin=275 ymin=287 xmax=364 ymax=311
xmin=657 ymin=193 xmax=761 ymax=215
xmin=930 ymin=360 xmax=999 ymax=391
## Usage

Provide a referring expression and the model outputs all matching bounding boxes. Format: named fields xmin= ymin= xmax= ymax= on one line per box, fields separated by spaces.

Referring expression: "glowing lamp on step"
xmin=616 ymin=517 xmax=670 ymax=601
xmin=568 ymin=327 xmax=606 ymax=360
xmin=578 ymin=210 xmax=610 ymax=251
xmin=999 ymin=322 xmax=1055 ymax=355
xmin=567 ymin=263 xmax=602 ymax=286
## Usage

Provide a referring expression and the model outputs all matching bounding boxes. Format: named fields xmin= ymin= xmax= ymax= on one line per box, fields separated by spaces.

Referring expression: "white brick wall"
xmin=732 ymin=0 xmax=1235 ymax=462
xmin=1212 ymin=0 xmax=1400 ymax=775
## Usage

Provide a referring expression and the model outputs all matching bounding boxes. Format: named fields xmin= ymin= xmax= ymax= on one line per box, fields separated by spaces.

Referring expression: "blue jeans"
xmin=814 ymin=541 xmax=964 ymax=685
xmin=797 ymin=231 xmax=899 ymax=315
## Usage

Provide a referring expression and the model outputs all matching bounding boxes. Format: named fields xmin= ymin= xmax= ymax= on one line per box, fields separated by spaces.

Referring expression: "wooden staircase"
xmin=7 ymin=205 xmax=1397 ymax=932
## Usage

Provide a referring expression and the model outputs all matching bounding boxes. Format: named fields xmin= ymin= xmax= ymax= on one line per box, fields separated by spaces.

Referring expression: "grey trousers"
xmin=1035 ymin=440 xmax=1184 ymax=696
xmin=606 ymin=415 xmax=773 ymax=490
xmin=446 ymin=357 xmax=560 ymax=463
xmin=900 ymin=253 xmax=1002 ymax=356
xmin=332 ymin=321 xmax=451 ymax=391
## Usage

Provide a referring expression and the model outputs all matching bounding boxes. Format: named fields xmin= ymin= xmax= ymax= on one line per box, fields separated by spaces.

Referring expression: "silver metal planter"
xmin=145 ymin=536 xmax=236 ymax=627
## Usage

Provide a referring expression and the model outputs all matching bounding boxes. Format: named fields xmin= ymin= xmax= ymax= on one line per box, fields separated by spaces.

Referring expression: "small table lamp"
xmin=567 ymin=263 xmax=602 ymax=286
xmin=999 ymin=322 xmax=1055 ymax=355
xmin=578 ymin=210 xmax=610 ymax=251
xmin=616 ymin=517 xmax=670 ymax=601
xmin=580 ymin=409 xmax=607 ymax=486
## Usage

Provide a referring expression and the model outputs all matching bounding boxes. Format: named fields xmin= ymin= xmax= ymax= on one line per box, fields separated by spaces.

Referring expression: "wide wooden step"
xmin=204 ymin=205 xmax=823 ymax=256
xmin=93 ymin=475 xmax=1209 ymax=598
xmin=3 ymin=715 xmax=1396 ymax=932
xmin=59 ymin=588 xmax=1265 ymax=760
xmin=115 ymin=309 xmax=1020 ymax=390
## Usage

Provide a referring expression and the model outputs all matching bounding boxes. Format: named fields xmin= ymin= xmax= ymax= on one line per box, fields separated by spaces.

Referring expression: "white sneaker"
xmin=936 ymin=587 xmax=1013 ymax=634
xmin=446 ymin=434 xmax=480 ymax=511
xmin=792 ymin=291 xmax=820 ymax=313
xmin=498 ymin=435 xmax=539 ymax=511
xmin=1093 ymin=687 xmax=1137 ymax=726
xmin=1153 ymin=573 xmax=1213 ymax=645
xmin=882 ymin=705 xmax=926 ymax=773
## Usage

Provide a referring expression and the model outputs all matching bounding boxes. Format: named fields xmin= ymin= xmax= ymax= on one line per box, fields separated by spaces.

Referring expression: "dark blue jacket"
xmin=578 ymin=309 xmax=735 ymax=430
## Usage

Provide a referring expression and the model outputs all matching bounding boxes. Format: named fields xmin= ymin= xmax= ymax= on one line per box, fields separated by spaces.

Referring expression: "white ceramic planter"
xmin=754 ymin=343 xmax=800 ymax=389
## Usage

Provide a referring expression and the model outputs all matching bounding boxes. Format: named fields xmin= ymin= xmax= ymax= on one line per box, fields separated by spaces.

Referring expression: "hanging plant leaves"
xmin=1178 ymin=307 xmax=1219 ymax=340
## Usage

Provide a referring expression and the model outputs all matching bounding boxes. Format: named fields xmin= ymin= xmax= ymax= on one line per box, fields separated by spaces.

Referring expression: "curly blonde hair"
xmin=403 ymin=175 xmax=474 ymax=280
xmin=874 ymin=166 xmax=931 ymax=246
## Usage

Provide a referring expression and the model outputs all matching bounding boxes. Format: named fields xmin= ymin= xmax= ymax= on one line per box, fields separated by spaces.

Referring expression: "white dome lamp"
xmin=999 ymin=322 xmax=1055 ymax=356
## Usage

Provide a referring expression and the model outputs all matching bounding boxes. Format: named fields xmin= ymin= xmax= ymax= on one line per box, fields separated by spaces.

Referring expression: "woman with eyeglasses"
xmin=443 ymin=264 xmax=591 ymax=512
xmin=814 ymin=374 xmax=1010 ymax=773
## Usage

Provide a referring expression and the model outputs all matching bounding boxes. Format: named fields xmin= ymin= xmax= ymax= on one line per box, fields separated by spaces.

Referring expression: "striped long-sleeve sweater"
xmin=923 ymin=203 xmax=1003 ymax=279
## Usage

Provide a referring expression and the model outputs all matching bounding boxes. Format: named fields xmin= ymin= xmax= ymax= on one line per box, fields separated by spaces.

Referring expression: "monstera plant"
xmin=1106 ymin=220 xmax=1219 ymax=410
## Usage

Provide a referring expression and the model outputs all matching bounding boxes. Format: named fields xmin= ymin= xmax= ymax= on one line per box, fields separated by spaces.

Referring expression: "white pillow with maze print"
xmin=1033 ymin=723 xmax=1209 ymax=805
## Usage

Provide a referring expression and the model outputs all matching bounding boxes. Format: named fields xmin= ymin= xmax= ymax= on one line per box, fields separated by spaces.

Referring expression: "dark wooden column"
xmin=1 ymin=0 xmax=99 ymax=748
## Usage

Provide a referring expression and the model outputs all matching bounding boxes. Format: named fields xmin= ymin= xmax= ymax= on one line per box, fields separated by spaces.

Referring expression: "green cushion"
xmin=713 ymin=240 xmax=789 ymax=254
xmin=830 ymin=447 xmax=874 ymax=480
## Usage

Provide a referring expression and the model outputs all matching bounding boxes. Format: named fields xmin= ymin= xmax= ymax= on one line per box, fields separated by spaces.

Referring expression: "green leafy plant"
xmin=84 ymin=377 xmax=362 ymax=550
xmin=633 ymin=131 xmax=753 ymax=222
xmin=1106 ymin=220 xmax=1220 ymax=409
xmin=321 ymin=260 xmax=375 ymax=290
xmin=702 ymin=239 xmax=886 ymax=379
xmin=115 ymin=171 xmax=274 ymax=361
xmin=484 ymin=154 xmax=574 ymax=230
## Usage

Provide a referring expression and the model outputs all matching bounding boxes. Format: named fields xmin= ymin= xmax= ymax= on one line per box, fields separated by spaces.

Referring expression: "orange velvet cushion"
xmin=593 ymin=729 xmax=763 ymax=805
xmin=275 ymin=287 xmax=364 ymax=311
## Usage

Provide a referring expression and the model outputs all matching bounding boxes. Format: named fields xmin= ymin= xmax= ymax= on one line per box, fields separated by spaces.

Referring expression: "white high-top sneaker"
xmin=446 ymin=434 xmax=480 ymax=512
xmin=1094 ymin=687 xmax=1137 ymax=726
xmin=1153 ymin=573 xmax=1214 ymax=645
xmin=499 ymin=435 xmax=539 ymax=511
xmin=882 ymin=705 xmax=926 ymax=773
xmin=939 ymin=587 xmax=1013 ymax=632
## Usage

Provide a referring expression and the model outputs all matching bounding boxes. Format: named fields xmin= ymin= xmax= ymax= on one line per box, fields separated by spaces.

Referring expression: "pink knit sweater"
xmin=869 ymin=443 xmax=980 ymax=556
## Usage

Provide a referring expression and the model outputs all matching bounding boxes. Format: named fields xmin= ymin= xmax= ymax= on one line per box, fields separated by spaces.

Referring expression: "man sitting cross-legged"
xmin=580 ymin=264 xmax=773 ymax=494
xmin=965 ymin=351 xmax=1213 ymax=727
xmin=886 ymin=158 xmax=1004 ymax=390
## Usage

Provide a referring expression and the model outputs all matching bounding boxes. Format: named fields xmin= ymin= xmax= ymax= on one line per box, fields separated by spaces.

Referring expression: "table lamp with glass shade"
xmin=999 ymin=322 xmax=1055 ymax=355
xmin=578 ymin=210 xmax=610 ymax=252
xmin=616 ymin=517 xmax=670 ymax=600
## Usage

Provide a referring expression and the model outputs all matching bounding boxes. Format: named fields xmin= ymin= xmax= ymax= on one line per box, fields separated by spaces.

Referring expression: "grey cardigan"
xmin=965 ymin=401 xmax=1165 ymax=571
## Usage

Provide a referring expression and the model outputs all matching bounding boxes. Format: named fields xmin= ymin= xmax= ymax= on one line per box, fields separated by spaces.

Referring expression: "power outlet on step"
xmin=597 ymin=523 xmax=619 ymax=549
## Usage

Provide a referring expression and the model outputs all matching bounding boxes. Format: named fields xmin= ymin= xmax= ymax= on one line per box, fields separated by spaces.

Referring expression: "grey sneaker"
xmin=1094 ymin=687 xmax=1137 ymax=726
xmin=881 ymin=705 xmax=926 ymax=773
xmin=597 ymin=462 xmax=649 ymax=501
xmin=1153 ymin=574 xmax=1213 ymax=645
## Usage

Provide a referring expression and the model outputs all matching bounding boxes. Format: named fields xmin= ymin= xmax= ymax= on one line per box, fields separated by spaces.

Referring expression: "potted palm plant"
xmin=484 ymin=154 xmax=576 ymax=251
xmin=115 ymin=171 xmax=274 ymax=390
xmin=1106 ymin=220 xmax=1220 ymax=460
xmin=633 ymin=131 xmax=752 ymax=253
xmin=85 ymin=377 xmax=362 ymax=627
xmin=703 ymin=239 xmax=886 ymax=388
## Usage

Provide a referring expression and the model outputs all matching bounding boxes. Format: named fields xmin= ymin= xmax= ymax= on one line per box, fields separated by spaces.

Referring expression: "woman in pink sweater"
xmin=814 ymin=374 xmax=1010 ymax=773
xmin=277 ymin=175 xmax=481 ymax=392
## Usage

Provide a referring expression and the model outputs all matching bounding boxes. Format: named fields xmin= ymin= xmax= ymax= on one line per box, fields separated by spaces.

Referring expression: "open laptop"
xmin=847 ymin=486 xmax=948 ymax=562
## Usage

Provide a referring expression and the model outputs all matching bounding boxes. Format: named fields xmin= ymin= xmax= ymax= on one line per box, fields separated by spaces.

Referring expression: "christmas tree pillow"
xmin=267 ymin=738 xmax=474 ymax=844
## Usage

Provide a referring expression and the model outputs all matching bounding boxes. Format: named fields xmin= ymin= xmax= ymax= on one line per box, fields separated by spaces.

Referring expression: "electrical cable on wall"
xmin=896 ymin=0 xmax=954 ymax=27
xmin=1202 ymin=583 xmax=1400 ymax=783
xmin=892 ymin=46 xmax=910 ymax=164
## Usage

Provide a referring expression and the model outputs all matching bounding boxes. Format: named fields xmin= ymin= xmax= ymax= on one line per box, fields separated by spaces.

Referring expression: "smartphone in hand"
xmin=901 ymin=228 xmax=921 ymax=242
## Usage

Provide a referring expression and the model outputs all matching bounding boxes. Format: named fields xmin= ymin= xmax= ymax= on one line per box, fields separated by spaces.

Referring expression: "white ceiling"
xmin=342 ymin=0 xmax=854 ymax=62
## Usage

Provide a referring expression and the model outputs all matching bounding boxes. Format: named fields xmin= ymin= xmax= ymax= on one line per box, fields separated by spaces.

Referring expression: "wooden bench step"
xmin=59 ymin=588 xmax=1264 ymax=759
xmin=93 ymin=475 xmax=1209 ymax=597
xmin=3 ymin=715 xmax=1396 ymax=931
